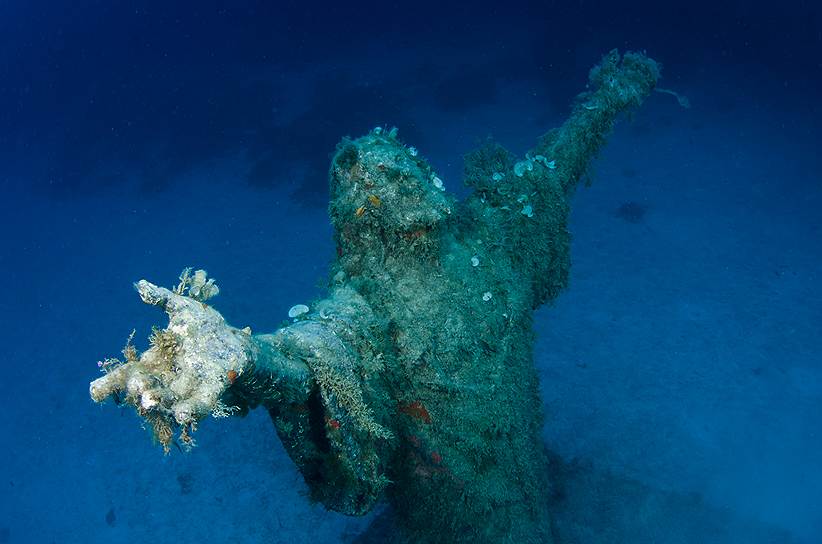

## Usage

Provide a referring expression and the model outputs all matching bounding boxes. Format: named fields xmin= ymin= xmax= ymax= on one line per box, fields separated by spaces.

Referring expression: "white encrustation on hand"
xmin=89 ymin=277 xmax=253 ymax=450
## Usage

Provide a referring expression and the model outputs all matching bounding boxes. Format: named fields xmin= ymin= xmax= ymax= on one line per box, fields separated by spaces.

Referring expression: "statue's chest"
xmin=375 ymin=265 xmax=526 ymax=386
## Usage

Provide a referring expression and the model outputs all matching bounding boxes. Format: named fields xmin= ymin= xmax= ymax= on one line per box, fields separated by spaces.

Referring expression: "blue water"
xmin=1 ymin=2 xmax=820 ymax=542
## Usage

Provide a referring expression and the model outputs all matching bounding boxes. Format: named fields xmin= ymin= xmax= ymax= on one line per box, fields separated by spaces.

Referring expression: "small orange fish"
xmin=355 ymin=205 xmax=366 ymax=217
xmin=226 ymin=370 xmax=238 ymax=385
xmin=400 ymin=401 xmax=432 ymax=424
xmin=368 ymin=194 xmax=381 ymax=207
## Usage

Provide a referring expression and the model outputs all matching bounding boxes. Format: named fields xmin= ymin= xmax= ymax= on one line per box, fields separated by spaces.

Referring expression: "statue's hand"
xmin=89 ymin=278 xmax=253 ymax=450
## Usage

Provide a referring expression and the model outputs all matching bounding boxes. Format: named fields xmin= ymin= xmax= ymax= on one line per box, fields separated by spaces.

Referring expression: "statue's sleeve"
xmin=234 ymin=286 xmax=397 ymax=515
xmin=534 ymin=49 xmax=661 ymax=195
xmin=462 ymin=50 xmax=660 ymax=306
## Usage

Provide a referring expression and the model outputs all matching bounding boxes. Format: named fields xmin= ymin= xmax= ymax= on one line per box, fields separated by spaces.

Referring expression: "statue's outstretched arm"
xmin=89 ymin=274 xmax=311 ymax=447
xmin=90 ymin=270 xmax=395 ymax=514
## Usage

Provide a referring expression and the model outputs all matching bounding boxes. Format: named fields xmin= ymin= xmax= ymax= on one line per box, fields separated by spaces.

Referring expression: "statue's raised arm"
xmin=90 ymin=50 xmax=660 ymax=543
xmin=461 ymin=49 xmax=660 ymax=306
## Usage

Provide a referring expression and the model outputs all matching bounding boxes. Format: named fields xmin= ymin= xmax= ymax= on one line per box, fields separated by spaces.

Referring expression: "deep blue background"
xmin=0 ymin=1 xmax=819 ymax=543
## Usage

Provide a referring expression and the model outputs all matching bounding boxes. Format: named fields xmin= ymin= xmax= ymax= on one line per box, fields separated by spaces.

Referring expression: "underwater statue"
xmin=90 ymin=50 xmax=660 ymax=543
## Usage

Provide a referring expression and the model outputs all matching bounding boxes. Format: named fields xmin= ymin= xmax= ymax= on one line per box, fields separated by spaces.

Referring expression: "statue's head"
xmin=328 ymin=128 xmax=453 ymax=263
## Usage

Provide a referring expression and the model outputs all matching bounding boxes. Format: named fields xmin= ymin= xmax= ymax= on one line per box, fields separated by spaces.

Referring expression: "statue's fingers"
xmin=89 ymin=364 xmax=129 ymax=402
xmin=171 ymin=387 xmax=221 ymax=425
xmin=136 ymin=387 xmax=170 ymax=412
xmin=170 ymin=399 xmax=201 ymax=425
xmin=134 ymin=280 xmax=183 ymax=311
xmin=135 ymin=279 xmax=205 ymax=323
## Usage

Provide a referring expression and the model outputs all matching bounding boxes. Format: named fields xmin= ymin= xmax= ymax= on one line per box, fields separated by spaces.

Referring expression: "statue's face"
xmin=328 ymin=132 xmax=453 ymax=244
